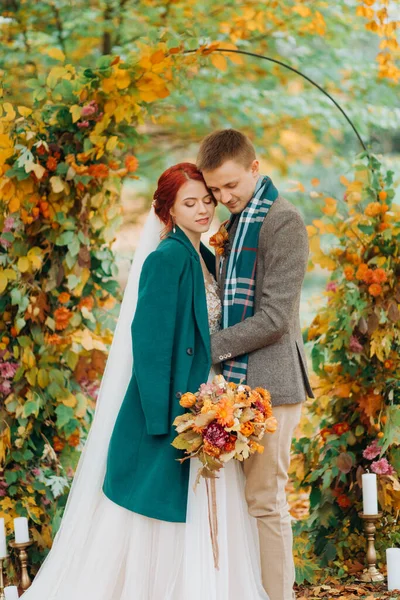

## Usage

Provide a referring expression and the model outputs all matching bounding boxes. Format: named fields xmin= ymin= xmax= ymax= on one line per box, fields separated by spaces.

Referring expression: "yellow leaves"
xmin=306 ymin=225 xmax=317 ymax=237
xmin=293 ymin=4 xmax=311 ymax=17
xmin=0 ymin=424 xmax=11 ymax=467
xmin=0 ymin=133 xmax=14 ymax=166
xmin=356 ymin=6 xmax=375 ymax=19
xmin=287 ymin=180 xmax=306 ymax=193
xmin=75 ymin=394 xmax=88 ymax=419
xmin=18 ymin=248 xmax=44 ymax=273
xmin=322 ymin=197 xmax=337 ymax=216
xmin=46 ymin=66 xmax=74 ymax=89
xmin=18 ymin=257 xmax=30 ymax=273
xmin=70 ymin=104 xmax=82 ymax=123
xmin=43 ymin=47 xmax=66 ymax=62
xmin=72 ymin=328 xmax=108 ymax=352
xmin=0 ymin=272 xmax=7 ymax=294
xmin=28 ymin=247 xmax=44 ymax=269
xmin=312 ymin=251 xmax=337 ymax=271
xmin=105 ymin=135 xmax=118 ymax=152
xmin=26 ymin=366 xmax=38 ymax=387
xmin=136 ymin=72 xmax=169 ymax=103
xmin=50 ymin=175 xmax=65 ymax=193
xmin=61 ymin=394 xmax=77 ymax=408
xmin=370 ymin=329 xmax=392 ymax=361
xmin=102 ymin=65 xmax=131 ymax=93
xmin=22 ymin=347 xmax=36 ymax=368
xmin=219 ymin=42 xmax=244 ymax=66
xmin=24 ymin=159 xmax=46 ymax=180
xmin=1 ymin=103 xmax=16 ymax=122
xmin=211 ymin=53 xmax=228 ymax=72
xmin=17 ymin=106 xmax=33 ymax=118
xmin=37 ymin=368 xmax=50 ymax=389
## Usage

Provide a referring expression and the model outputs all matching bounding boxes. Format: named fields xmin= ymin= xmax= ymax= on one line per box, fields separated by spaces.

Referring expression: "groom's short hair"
xmin=197 ymin=129 xmax=256 ymax=172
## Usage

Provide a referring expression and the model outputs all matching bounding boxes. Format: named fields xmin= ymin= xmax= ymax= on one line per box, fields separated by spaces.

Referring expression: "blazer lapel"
xmin=167 ymin=227 xmax=211 ymax=362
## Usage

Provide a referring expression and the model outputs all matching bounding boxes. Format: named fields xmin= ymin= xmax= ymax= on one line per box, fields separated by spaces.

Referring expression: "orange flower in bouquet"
xmin=172 ymin=374 xmax=277 ymax=484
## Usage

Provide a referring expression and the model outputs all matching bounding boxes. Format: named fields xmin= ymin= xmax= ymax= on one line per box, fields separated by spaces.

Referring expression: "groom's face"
xmin=202 ymin=159 xmax=260 ymax=215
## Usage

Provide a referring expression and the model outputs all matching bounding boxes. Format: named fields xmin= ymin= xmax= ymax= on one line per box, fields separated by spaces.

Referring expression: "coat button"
xmin=186 ymin=347 xmax=193 ymax=355
xmin=176 ymin=392 xmax=182 ymax=399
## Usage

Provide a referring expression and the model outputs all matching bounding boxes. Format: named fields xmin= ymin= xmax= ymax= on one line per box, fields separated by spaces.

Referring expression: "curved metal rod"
xmin=184 ymin=48 xmax=368 ymax=153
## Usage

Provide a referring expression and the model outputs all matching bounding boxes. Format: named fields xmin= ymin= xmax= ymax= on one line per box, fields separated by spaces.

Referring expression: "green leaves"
xmin=55 ymin=404 xmax=74 ymax=429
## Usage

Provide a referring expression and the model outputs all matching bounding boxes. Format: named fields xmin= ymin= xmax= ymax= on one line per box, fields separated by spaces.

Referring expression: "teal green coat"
xmin=102 ymin=226 xmax=215 ymax=522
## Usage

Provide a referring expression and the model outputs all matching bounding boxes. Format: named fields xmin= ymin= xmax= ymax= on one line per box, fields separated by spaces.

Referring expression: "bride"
xmin=21 ymin=162 xmax=269 ymax=600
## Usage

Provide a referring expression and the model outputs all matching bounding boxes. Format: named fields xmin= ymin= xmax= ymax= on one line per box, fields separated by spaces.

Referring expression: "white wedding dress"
xmin=22 ymin=273 xmax=269 ymax=600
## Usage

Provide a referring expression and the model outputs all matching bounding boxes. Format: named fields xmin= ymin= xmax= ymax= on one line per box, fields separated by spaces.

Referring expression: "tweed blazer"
xmin=211 ymin=194 xmax=314 ymax=406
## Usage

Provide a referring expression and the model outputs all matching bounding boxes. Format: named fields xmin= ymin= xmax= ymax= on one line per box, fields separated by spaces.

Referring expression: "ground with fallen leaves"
xmin=294 ymin=582 xmax=399 ymax=599
xmin=287 ymin=480 xmax=399 ymax=599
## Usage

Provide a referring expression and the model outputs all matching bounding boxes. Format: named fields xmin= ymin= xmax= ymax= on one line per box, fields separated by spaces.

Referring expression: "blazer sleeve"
xmin=131 ymin=249 xmax=183 ymax=435
xmin=211 ymin=210 xmax=309 ymax=364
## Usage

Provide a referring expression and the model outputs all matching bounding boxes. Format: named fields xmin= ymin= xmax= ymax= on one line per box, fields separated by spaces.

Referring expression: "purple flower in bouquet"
xmin=204 ymin=422 xmax=230 ymax=448
xmin=77 ymin=120 xmax=90 ymax=128
xmin=0 ymin=361 xmax=18 ymax=379
xmin=349 ymin=335 xmax=363 ymax=353
xmin=371 ymin=458 xmax=395 ymax=476
xmin=326 ymin=281 xmax=338 ymax=292
xmin=363 ymin=440 xmax=381 ymax=460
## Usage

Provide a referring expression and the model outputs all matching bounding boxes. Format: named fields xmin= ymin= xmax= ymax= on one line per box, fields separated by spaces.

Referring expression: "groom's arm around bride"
xmin=198 ymin=128 xmax=314 ymax=600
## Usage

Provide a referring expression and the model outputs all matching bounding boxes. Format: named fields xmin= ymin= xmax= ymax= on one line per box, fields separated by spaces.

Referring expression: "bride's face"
xmin=170 ymin=179 xmax=215 ymax=235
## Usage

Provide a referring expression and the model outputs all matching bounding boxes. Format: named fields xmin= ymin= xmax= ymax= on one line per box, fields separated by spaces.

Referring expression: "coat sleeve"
xmin=131 ymin=249 xmax=183 ymax=435
xmin=211 ymin=210 xmax=309 ymax=364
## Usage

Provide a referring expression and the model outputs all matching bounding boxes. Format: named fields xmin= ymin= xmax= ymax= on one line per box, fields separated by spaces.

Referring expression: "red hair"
xmin=153 ymin=162 xmax=215 ymax=237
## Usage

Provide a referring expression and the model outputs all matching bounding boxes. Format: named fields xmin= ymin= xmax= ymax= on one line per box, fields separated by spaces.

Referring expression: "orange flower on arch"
xmin=54 ymin=307 xmax=72 ymax=330
xmin=368 ymin=283 xmax=382 ymax=297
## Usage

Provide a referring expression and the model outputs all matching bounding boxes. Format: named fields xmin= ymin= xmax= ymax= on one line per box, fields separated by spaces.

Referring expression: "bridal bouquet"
xmin=172 ymin=374 xmax=277 ymax=485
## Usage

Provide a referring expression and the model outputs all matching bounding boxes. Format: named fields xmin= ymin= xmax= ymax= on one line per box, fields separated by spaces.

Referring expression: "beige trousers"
xmin=243 ymin=402 xmax=302 ymax=600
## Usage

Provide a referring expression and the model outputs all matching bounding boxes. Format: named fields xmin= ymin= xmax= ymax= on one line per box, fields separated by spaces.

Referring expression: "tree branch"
xmin=50 ymin=2 xmax=66 ymax=54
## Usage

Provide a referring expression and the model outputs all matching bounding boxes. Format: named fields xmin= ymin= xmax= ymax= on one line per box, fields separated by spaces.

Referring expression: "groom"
xmin=197 ymin=129 xmax=314 ymax=600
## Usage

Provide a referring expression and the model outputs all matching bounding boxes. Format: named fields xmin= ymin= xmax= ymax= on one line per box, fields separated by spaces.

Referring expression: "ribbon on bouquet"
xmin=205 ymin=477 xmax=219 ymax=570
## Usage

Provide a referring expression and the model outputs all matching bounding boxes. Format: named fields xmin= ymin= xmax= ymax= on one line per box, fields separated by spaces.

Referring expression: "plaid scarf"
xmin=220 ymin=175 xmax=278 ymax=384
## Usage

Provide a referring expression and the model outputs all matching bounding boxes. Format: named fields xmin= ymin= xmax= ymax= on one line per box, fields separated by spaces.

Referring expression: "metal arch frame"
xmin=184 ymin=47 xmax=368 ymax=153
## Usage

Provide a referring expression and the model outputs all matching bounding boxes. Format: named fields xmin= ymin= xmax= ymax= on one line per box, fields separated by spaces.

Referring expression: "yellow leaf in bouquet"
xmin=194 ymin=412 xmax=216 ymax=428
xmin=173 ymin=413 xmax=195 ymax=433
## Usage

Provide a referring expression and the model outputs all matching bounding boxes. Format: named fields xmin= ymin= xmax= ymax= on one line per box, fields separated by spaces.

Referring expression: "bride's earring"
xmin=172 ymin=217 xmax=176 ymax=233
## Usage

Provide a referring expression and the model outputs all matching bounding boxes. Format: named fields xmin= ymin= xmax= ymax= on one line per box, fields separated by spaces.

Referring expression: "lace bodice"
xmin=205 ymin=275 xmax=222 ymax=334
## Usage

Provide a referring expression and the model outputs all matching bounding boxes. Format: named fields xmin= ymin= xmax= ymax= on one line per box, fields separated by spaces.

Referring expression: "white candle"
xmin=13 ymin=517 xmax=30 ymax=544
xmin=4 ymin=586 xmax=19 ymax=599
xmin=361 ymin=473 xmax=378 ymax=515
xmin=0 ymin=518 xmax=7 ymax=558
xmin=387 ymin=548 xmax=400 ymax=591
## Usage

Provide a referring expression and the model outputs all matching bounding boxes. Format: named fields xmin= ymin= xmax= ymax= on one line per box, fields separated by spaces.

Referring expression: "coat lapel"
xmin=167 ymin=227 xmax=211 ymax=363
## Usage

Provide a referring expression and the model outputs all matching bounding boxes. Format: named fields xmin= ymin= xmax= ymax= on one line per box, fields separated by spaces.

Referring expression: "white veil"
xmin=21 ymin=207 xmax=163 ymax=597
